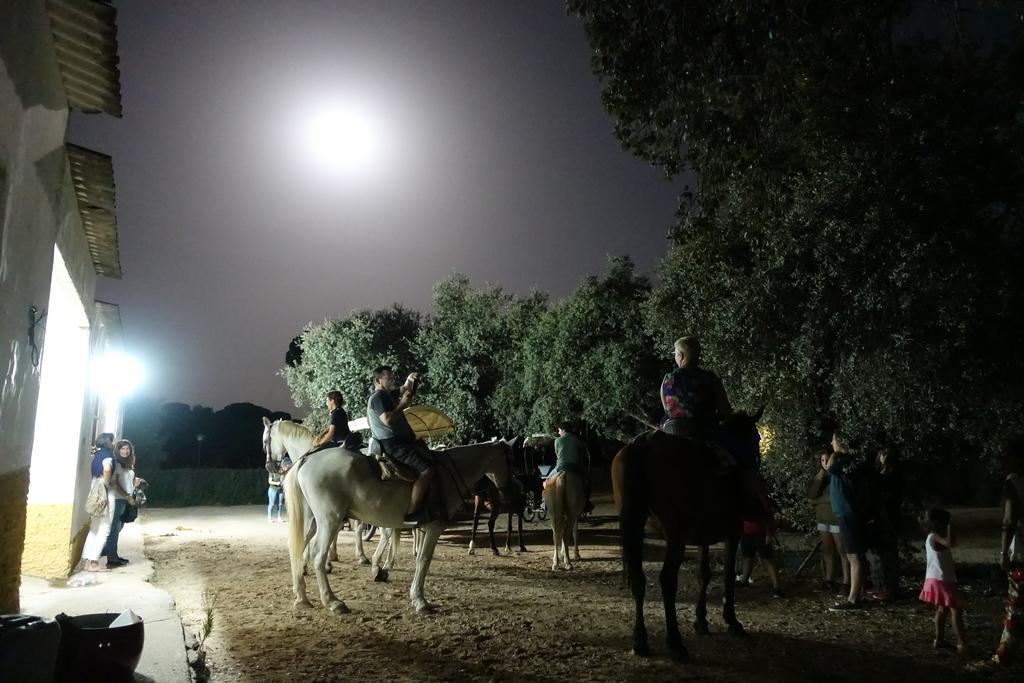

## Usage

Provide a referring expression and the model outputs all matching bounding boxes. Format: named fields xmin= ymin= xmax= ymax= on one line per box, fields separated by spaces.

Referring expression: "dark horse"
xmin=611 ymin=408 xmax=764 ymax=663
xmin=467 ymin=476 xmax=528 ymax=556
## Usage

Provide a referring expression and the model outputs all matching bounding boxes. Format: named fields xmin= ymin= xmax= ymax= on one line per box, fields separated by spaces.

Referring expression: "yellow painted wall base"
xmin=22 ymin=503 xmax=77 ymax=579
xmin=0 ymin=467 xmax=30 ymax=613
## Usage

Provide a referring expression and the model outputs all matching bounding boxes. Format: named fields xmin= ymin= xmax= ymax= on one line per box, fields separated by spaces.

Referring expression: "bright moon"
xmin=295 ymin=99 xmax=387 ymax=180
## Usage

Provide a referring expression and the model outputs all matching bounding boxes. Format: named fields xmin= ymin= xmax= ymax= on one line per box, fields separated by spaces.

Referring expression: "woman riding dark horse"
xmin=660 ymin=336 xmax=732 ymax=440
xmin=613 ymin=410 xmax=764 ymax=662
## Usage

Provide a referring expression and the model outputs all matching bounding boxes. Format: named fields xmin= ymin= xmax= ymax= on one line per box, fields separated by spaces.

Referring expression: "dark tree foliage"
xmin=516 ymin=256 xmax=663 ymax=440
xmin=414 ymin=275 xmax=547 ymax=441
xmin=285 ymin=335 xmax=303 ymax=368
xmin=570 ymin=0 xmax=1024 ymax=508
xmin=280 ymin=305 xmax=422 ymax=430
xmin=137 ymin=401 xmax=290 ymax=469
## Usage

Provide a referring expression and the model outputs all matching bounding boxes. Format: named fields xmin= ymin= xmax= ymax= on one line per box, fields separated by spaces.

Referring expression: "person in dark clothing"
xmin=866 ymin=446 xmax=903 ymax=601
xmin=311 ymin=390 xmax=361 ymax=451
xmin=366 ymin=366 xmax=433 ymax=523
xmin=827 ymin=430 xmax=872 ymax=611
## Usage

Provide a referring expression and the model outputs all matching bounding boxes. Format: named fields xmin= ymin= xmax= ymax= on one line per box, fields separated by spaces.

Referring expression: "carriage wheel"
xmin=523 ymin=492 xmax=537 ymax=522
xmin=361 ymin=524 xmax=377 ymax=542
xmin=537 ymin=505 xmax=547 ymax=522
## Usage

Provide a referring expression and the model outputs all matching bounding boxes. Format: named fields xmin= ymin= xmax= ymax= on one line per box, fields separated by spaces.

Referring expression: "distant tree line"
xmin=283 ymin=1 xmax=1024 ymax=508
xmin=121 ymin=396 xmax=290 ymax=469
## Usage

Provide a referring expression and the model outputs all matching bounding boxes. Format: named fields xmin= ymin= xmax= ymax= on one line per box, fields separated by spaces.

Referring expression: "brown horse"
xmin=611 ymin=409 xmax=763 ymax=663
xmin=467 ymin=476 xmax=527 ymax=556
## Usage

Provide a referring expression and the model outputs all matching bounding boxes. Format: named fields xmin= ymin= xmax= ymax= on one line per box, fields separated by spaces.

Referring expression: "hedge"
xmin=143 ymin=468 xmax=269 ymax=507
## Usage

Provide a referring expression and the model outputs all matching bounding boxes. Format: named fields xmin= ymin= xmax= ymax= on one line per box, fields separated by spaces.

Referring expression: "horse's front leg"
xmin=353 ymin=520 xmax=370 ymax=566
xmin=661 ymin=541 xmax=689 ymax=663
xmin=571 ymin=518 xmax=582 ymax=562
xmin=723 ymin=532 xmax=746 ymax=636
xmin=488 ymin=508 xmax=500 ymax=556
xmin=504 ymin=511 xmax=513 ymax=554
xmin=516 ymin=512 xmax=527 ymax=553
xmin=694 ymin=544 xmax=711 ymax=635
xmin=312 ymin=517 xmax=349 ymax=615
xmin=468 ymin=497 xmax=482 ymax=555
xmin=410 ymin=522 xmax=444 ymax=615
xmin=370 ymin=528 xmax=391 ymax=582
xmin=550 ymin=515 xmax=564 ymax=570
xmin=386 ymin=528 xmax=400 ymax=569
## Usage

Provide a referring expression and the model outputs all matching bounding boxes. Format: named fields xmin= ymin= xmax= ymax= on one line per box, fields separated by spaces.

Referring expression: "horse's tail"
xmin=284 ymin=460 xmax=307 ymax=583
xmin=612 ymin=443 xmax=648 ymax=585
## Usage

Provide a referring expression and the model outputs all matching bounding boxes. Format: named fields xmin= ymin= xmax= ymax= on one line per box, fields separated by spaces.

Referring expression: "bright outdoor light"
xmin=92 ymin=350 xmax=145 ymax=399
xmin=294 ymin=98 xmax=388 ymax=180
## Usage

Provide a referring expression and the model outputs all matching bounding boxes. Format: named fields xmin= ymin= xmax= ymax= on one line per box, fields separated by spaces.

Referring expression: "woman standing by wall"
xmin=101 ymin=439 xmax=139 ymax=566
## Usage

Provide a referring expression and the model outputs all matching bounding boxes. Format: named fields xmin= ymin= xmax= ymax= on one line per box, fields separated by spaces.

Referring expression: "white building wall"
xmin=0 ymin=0 xmax=103 ymax=606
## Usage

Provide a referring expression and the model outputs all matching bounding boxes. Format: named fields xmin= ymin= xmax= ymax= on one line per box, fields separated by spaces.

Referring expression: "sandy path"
xmin=141 ymin=504 xmax=1020 ymax=681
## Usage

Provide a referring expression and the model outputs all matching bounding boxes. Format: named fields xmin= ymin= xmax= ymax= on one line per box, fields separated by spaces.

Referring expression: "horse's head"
xmin=717 ymin=406 xmax=764 ymax=469
xmin=262 ymin=416 xmax=287 ymax=464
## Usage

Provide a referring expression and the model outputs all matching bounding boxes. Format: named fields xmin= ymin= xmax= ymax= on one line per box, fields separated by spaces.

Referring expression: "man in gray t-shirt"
xmin=367 ymin=365 xmax=433 ymax=523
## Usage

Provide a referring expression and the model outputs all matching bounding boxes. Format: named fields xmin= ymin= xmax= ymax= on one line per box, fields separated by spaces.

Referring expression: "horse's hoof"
xmin=293 ymin=600 xmax=314 ymax=611
xmin=329 ymin=601 xmax=350 ymax=615
xmin=632 ymin=643 xmax=650 ymax=658
xmin=325 ymin=563 xmax=333 ymax=574
xmin=492 ymin=549 xmax=500 ymax=557
xmin=518 ymin=547 xmax=528 ymax=553
xmin=728 ymin=622 xmax=748 ymax=638
xmin=373 ymin=569 xmax=389 ymax=583
xmin=693 ymin=620 xmax=710 ymax=636
xmin=468 ymin=547 xmax=475 ymax=556
xmin=669 ymin=645 xmax=690 ymax=664
xmin=414 ymin=602 xmax=434 ymax=616
xmin=358 ymin=557 xmax=370 ymax=566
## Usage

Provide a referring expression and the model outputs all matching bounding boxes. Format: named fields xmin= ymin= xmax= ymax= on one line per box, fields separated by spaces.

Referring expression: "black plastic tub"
xmin=0 ymin=614 xmax=62 ymax=683
xmin=54 ymin=612 xmax=145 ymax=682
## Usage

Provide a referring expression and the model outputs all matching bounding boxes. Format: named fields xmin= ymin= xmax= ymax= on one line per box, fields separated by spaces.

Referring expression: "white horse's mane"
xmin=276 ymin=419 xmax=313 ymax=439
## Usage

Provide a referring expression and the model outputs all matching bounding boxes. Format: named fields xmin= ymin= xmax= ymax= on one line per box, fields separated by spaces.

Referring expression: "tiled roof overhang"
xmin=46 ymin=0 xmax=122 ymax=117
xmin=67 ymin=143 xmax=121 ymax=279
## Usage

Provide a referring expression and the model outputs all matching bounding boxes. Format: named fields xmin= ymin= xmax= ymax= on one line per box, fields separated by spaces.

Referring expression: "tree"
xmin=414 ymin=275 xmax=547 ymax=441
xmin=571 ymin=0 xmax=1024 ymax=506
xmin=518 ymin=256 xmax=662 ymax=440
xmin=121 ymin=395 xmax=168 ymax=468
xmin=280 ymin=305 xmax=421 ymax=429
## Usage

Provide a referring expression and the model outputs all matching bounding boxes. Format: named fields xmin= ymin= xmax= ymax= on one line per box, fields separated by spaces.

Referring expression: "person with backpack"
xmin=827 ymin=430 xmax=872 ymax=611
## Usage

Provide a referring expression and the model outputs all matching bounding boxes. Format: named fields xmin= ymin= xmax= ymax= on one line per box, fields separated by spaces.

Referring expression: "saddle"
xmin=647 ymin=429 xmax=737 ymax=473
xmin=374 ymin=453 xmax=418 ymax=482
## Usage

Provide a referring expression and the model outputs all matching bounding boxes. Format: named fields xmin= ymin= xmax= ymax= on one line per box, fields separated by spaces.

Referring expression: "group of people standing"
xmin=807 ymin=432 xmax=903 ymax=612
xmin=81 ymin=432 xmax=145 ymax=572
xmin=660 ymin=334 xmax=1024 ymax=665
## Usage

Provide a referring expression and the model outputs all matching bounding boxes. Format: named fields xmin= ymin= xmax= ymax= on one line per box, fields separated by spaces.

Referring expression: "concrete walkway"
xmin=19 ymin=516 xmax=191 ymax=682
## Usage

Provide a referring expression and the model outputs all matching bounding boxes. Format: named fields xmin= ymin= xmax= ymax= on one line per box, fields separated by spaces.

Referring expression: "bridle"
xmin=263 ymin=420 xmax=281 ymax=465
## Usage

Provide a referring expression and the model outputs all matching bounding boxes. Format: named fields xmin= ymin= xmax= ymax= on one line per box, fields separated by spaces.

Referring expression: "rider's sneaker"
xmin=402 ymin=510 xmax=425 ymax=527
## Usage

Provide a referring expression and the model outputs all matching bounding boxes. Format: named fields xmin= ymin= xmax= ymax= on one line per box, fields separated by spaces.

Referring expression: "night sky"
xmin=70 ymin=1 xmax=681 ymax=413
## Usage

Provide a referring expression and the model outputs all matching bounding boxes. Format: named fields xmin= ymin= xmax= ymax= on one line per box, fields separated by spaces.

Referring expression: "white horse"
xmin=261 ymin=418 xmax=399 ymax=574
xmin=542 ymin=470 xmax=585 ymax=570
xmin=271 ymin=420 xmax=514 ymax=615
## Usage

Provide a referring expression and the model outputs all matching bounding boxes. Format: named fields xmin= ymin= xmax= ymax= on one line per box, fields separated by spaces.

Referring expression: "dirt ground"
xmin=141 ymin=500 xmax=1022 ymax=682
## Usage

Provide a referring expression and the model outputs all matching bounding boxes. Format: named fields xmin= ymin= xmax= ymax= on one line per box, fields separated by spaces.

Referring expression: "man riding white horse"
xmin=367 ymin=366 xmax=434 ymax=524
